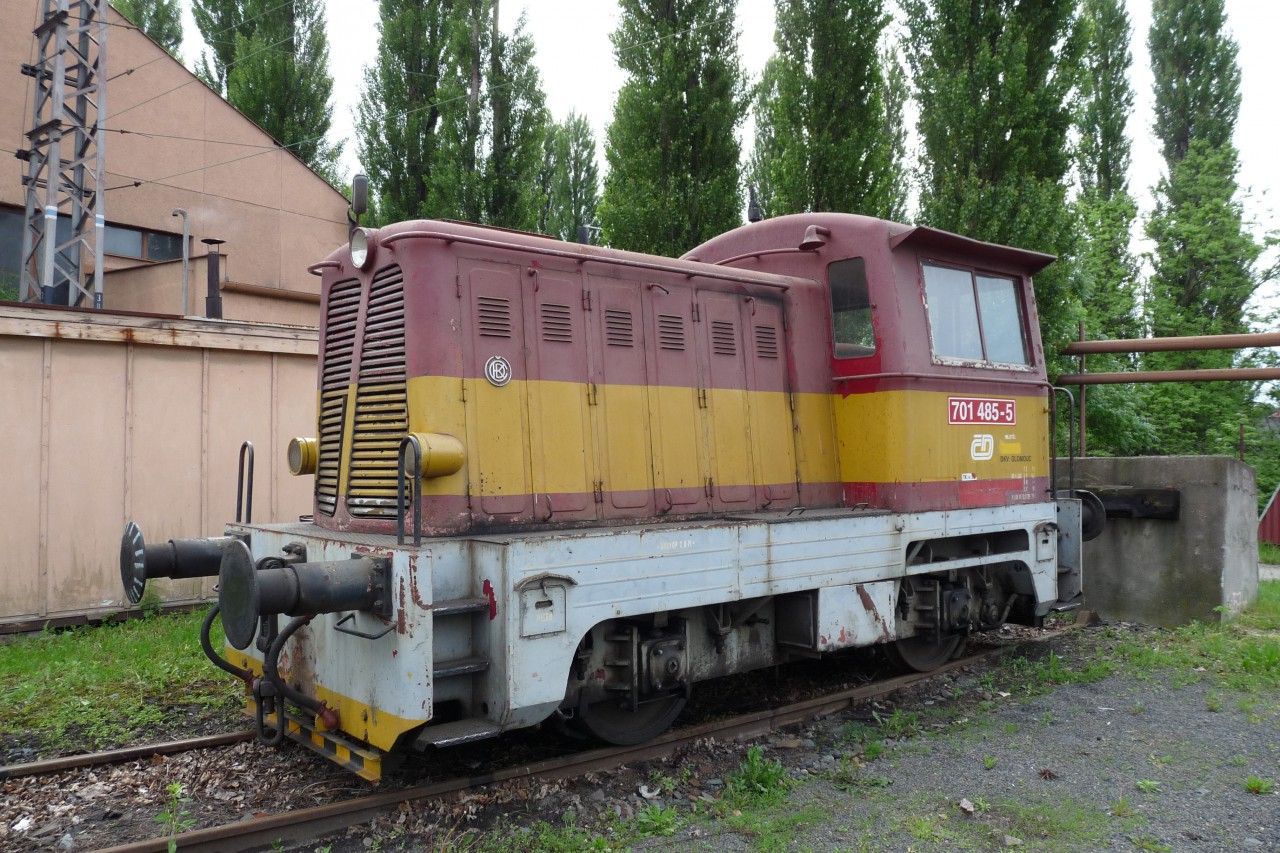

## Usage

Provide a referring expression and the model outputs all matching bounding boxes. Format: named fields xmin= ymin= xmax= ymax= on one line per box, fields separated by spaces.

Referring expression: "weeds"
xmin=724 ymin=745 xmax=791 ymax=809
xmin=1131 ymin=835 xmax=1172 ymax=852
xmin=1135 ymin=779 xmax=1161 ymax=794
xmin=154 ymin=782 xmax=195 ymax=853
xmin=1110 ymin=796 xmax=1134 ymax=817
xmin=982 ymin=755 xmax=998 ymax=770
xmin=1244 ymin=775 xmax=1274 ymax=795
xmin=633 ymin=805 xmax=679 ymax=837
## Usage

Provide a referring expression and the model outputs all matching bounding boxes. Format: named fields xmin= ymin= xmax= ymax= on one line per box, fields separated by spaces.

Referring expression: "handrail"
xmin=236 ymin=441 xmax=254 ymax=524
xmin=1062 ymin=331 xmax=1280 ymax=355
xmin=381 ymin=229 xmax=794 ymax=290
xmin=832 ymin=371 xmax=1050 ymax=388
xmin=397 ymin=435 xmax=423 ymax=547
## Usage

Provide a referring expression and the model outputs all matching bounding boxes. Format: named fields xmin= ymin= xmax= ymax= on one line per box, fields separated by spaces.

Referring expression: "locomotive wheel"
xmin=884 ymin=632 xmax=964 ymax=673
xmin=573 ymin=691 xmax=688 ymax=746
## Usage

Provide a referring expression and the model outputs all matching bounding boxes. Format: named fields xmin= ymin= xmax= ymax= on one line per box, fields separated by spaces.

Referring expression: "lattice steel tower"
xmin=17 ymin=0 xmax=108 ymax=307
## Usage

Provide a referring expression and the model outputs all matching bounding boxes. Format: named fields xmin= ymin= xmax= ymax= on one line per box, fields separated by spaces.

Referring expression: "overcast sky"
xmin=180 ymin=0 xmax=1278 ymax=305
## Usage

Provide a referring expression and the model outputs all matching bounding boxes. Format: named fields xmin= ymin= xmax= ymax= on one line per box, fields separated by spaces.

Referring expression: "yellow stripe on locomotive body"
xmin=835 ymin=390 xmax=1049 ymax=485
xmin=396 ymin=377 xmax=1046 ymax=500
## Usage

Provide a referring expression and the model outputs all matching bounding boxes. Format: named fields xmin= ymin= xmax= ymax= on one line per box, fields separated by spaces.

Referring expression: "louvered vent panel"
xmin=605 ymin=308 xmax=633 ymax=347
xmin=477 ymin=296 xmax=512 ymax=338
xmin=540 ymin=302 xmax=572 ymax=343
xmin=657 ymin=314 xmax=684 ymax=351
xmin=711 ymin=320 xmax=736 ymax=356
xmin=755 ymin=324 xmax=779 ymax=359
xmin=315 ymin=278 xmax=360 ymax=515
xmin=347 ymin=265 xmax=408 ymax=519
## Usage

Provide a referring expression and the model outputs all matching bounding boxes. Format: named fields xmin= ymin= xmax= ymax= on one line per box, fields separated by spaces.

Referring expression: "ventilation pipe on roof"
xmin=171 ymin=209 xmax=189 ymax=315
xmin=201 ymin=238 xmax=225 ymax=319
xmin=747 ymin=185 xmax=764 ymax=223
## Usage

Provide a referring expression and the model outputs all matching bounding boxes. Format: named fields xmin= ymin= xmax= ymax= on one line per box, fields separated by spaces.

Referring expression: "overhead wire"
xmin=106 ymin=0 xmax=297 ymax=82
xmin=105 ymin=15 xmax=718 ymax=195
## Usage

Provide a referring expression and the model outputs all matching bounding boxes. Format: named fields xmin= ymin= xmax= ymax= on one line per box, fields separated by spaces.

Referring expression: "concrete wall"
xmin=0 ymin=304 xmax=318 ymax=627
xmin=1058 ymin=456 xmax=1258 ymax=627
xmin=0 ymin=0 xmax=347 ymax=311
xmin=103 ymin=254 xmax=320 ymax=325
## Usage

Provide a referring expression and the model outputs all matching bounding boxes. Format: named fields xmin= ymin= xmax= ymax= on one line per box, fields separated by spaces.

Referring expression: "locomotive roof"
xmin=346 ymin=219 xmax=817 ymax=292
xmin=685 ymin=212 xmax=1056 ymax=275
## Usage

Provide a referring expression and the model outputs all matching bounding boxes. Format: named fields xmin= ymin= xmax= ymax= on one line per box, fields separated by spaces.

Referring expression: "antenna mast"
xmin=17 ymin=0 xmax=108 ymax=307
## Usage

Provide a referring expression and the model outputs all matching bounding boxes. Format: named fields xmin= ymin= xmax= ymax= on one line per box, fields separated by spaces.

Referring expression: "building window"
xmin=104 ymin=225 xmax=143 ymax=258
xmin=922 ymin=262 xmax=1030 ymax=366
xmin=829 ymin=257 xmax=875 ymax=358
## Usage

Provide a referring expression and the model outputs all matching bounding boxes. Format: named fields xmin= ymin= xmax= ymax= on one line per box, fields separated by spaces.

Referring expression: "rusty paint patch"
xmin=408 ymin=554 xmax=429 ymax=609
xmin=856 ymin=583 xmax=893 ymax=641
xmin=396 ymin=577 xmax=407 ymax=634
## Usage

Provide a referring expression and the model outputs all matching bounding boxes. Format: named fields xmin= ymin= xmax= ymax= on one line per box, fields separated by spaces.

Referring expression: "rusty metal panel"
xmin=0 ymin=307 xmax=319 ymax=626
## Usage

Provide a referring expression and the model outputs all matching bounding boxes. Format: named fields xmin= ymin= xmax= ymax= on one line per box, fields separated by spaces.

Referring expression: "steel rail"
xmin=0 ymin=731 xmax=255 ymax=781
xmin=95 ymin=629 xmax=1077 ymax=853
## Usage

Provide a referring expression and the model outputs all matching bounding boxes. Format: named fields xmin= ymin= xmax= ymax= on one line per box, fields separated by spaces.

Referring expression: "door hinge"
xmin=455 ymin=274 xmax=462 ymax=299
xmin=787 ymin=392 xmax=796 ymax=413
xmin=697 ymin=387 xmax=708 ymax=408
xmin=691 ymin=301 xmax=700 ymax=322
xmin=582 ymin=290 xmax=592 ymax=311
xmin=586 ymin=382 xmax=598 ymax=406
xmin=704 ymin=477 xmax=714 ymax=498
xmin=460 ymin=378 xmax=466 ymax=402
xmin=593 ymin=480 xmax=604 ymax=503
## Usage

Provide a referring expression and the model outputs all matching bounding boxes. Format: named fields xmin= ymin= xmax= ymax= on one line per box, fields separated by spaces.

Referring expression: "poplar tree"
xmin=1073 ymin=0 xmax=1149 ymax=453
xmin=115 ymin=0 xmax=184 ymax=56
xmin=600 ymin=0 xmax=747 ymax=257
xmin=224 ymin=0 xmax=341 ymax=177
xmin=356 ymin=0 xmax=470 ymax=223
xmin=539 ymin=113 xmax=601 ymax=241
xmin=1143 ymin=0 xmax=1262 ymax=454
xmin=192 ymin=0 xmax=252 ymax=91
xmin=905 ymin=0 xmax=1082 ymax=369
xmin=748 ymin=0 xmax=904 ymax=220
xmin=484 ymin=12 xmax=550 ymax=230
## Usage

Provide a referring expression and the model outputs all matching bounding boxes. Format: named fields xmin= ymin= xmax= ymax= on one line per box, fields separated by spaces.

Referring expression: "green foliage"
xmin=1149 ymin=0 xmax=1241 ymax=166
xmin=748 ymin=0 xmax=905 ymax=220
xmin=1244 ymin=775 xmax=1275 ymax=795
xmin=114 ymin=0 xmax=184 ymax=56
xmin=599 ymin=0 xmax=747 ymax=256
xmin=0 ymin=610 xmax=239 ymax=750
xmin=904 ymin=0 xmax=1084 ymax=374
xmin=1073 ymin=0 xmax=1151 ymax=455
xmin=356 ymin=0 xmax=470 ymax=223
xmin=483 ymin=14 xmax=551 ymax=229
xmin=155 ymin=781 xmax=195 ymax=853
xmin=1260 ymin=541 xmax=1280 ymax=566
xmin=1107 ymin=581 xmax=1280 ymax=691
xmin=538 ymin=112 xmax=601 ymax=241
xmin=1141 ymin=141 xmax=1264 ymax=454
xmin=222 ymin=0 xmax=342 ymax=178
xmin=633 ymin=804 xmax=679 ymax=837
xmin=192 ymin=0 xmax=253 ymax=91
xmin=724 ymin=745 xmax=791 ymax=809
xmin=357 ymin=1 xmax=549 ymax=231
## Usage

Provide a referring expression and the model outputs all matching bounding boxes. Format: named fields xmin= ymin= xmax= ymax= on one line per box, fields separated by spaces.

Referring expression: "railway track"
xmin=0 ymin=732 xmax=255 ymax=782
xmin=93 ymin=627 xmax=1079 ymax=853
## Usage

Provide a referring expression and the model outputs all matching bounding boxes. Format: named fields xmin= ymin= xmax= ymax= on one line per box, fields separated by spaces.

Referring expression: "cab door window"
xmin=829 ymin=258 xmax=875 ymax=358
xmin=922 ymin=262 xmax=1030 ymax=367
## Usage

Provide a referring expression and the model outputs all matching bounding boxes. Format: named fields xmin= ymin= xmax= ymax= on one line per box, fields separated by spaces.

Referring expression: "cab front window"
xmin=922 ymin=262 xmax=1029 ymax=367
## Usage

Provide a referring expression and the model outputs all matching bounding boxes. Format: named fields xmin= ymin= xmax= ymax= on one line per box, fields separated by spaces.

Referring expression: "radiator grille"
xmin=605 ymin=308 xmax=634 ymax=347
xmin=711 ymin=320 xmax=737 ymax=356
xmin=657 ymin=314 xmax=685 ymax=351
xmin=347 ymin=265 xmax=408 ymax=518
xmin=540 ymin=302 xmax=573 ymax=343
xmin=315 ymin=278 xmax=360 ymax=515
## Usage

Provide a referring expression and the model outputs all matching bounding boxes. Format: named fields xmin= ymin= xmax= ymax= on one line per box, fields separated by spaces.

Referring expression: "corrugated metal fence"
xmin=1261 ymin=486 xmax=1280 ymax=546
xmin=0 ymin=304 xmax=317 ymax=629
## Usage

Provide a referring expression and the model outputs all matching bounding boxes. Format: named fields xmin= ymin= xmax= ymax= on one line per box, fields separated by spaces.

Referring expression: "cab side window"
xmin=922 ymin=262 xmax=1030 ymax=366
xmin=829 ymin=258 xmax=875 ymax=358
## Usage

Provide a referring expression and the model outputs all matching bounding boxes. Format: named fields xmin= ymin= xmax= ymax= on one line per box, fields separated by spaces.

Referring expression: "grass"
xmin=1106 ymin=580 xmax=1280 ymax=692
xmin=1259 ymin=541 xmax=1280 ymax=565
xmin=1244 ymin=775 xmax=1275 ymax=795
xmin=0 ymin=610 xmax=240 ymax=750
